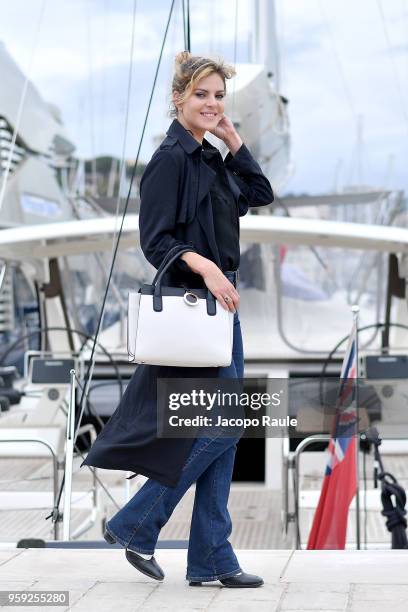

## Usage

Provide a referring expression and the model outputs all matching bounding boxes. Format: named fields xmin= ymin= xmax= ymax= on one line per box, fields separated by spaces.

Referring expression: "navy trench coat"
xmin=81 ymin=119 xmax=274 ymax=487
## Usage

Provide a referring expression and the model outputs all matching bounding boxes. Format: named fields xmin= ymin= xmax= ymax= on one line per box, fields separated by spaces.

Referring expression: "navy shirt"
xmin=201 ymin=146 xmax=240 ymax=271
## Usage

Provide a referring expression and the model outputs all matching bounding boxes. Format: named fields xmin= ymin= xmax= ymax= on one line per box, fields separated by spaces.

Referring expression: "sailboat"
xmin=0 ymin=0 xmax=407 ymax=550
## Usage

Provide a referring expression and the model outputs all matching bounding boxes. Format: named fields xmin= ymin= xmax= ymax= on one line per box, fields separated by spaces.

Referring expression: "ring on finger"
xmin=223 ymin=295 xmax=231 ymax=303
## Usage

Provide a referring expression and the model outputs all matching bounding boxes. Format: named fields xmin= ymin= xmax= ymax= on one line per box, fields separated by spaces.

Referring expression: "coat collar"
xmin=166 ymin=119 xmax=219 ymax=155
xmin=166 ymin=120 xmax=222 ymax=267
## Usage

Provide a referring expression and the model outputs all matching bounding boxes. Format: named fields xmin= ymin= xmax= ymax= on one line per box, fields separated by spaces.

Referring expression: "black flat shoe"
xmin=189 ymin=572 xmax=264 ymax=588
xmin=104 ymin=530 xmax=164 ymax=582
xmin=125 ymin=549 xmax=164 ymax=581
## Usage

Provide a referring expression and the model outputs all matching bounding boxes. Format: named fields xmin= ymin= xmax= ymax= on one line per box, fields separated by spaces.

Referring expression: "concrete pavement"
xmin=0 ymin=548 xmax=407 ymax=611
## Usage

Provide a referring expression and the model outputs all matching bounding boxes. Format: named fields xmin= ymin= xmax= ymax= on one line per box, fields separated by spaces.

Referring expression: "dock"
xmin=1 ymin=548 xmax=408 ymax=611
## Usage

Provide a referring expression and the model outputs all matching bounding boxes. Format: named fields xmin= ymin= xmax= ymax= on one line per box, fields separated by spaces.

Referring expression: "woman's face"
xmin=174 ymin=72 xmax=225 ymax=140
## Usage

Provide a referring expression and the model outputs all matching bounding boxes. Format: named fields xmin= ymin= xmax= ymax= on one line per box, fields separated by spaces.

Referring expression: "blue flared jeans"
xmin=106 ymin=310 xmax=244 ymax=582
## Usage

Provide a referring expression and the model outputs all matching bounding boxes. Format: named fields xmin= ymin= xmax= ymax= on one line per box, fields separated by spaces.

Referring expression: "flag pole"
xmin=351 ymin=304 xmax=361 ymax=550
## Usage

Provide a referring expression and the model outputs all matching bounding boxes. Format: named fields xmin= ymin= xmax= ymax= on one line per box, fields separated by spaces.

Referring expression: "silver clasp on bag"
xmin=183 ymin=291 xmax=199 ymax=306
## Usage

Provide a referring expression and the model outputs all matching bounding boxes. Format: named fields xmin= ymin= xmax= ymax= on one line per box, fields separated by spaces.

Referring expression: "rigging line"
xmin=100 ymin=0 xmax=109 ymax=153
xmin=77 ymin=0 xmax=176 ymax=432
xmin=50 ymin=0 xmax=177 ymax=523
xmin=0 ymin=0 xmax=47 ymax=212
xmin=109 ymin=0 xmax=138 ymax=286
xmin=169 ymin=0 xmax=180 ymax=57
xmin=85 ymin=0 xmax=98 ymax=197
xmin=182 ymin=0 xmax=186 ymax=51
xmin=316 ymin=0 xmax=358 ymax=126
xmin=182 ymin=0 xmax=186 ymax=49
xmin=182 ymin=0 xmax=191 ymax=52
xmin=376 ymin=0 xmax=408 ymax=130
xmin=186 ymin=0 xmax=191 ymax=52
xmin=231 ymin=0 xmax=239 ymax=121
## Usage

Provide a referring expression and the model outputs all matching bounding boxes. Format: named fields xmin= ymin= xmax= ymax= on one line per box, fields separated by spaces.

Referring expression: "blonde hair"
xmin=169 ymin=51 xmax=236 ymax=117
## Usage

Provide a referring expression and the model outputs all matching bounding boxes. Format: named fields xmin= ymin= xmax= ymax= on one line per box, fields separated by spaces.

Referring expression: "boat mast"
xmin=251 ymin=0 xmax=280 ymax=89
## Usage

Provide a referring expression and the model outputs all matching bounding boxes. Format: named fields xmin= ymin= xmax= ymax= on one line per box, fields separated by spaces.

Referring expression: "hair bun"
xmin=174 ymin=51 xmax=191 ymax=67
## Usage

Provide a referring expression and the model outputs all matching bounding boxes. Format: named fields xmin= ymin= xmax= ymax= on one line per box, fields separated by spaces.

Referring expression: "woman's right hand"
xmin=180 ymin=252 xmax=239 ymax=313
xmin=201 ymin=262 xmax=239 ymax=313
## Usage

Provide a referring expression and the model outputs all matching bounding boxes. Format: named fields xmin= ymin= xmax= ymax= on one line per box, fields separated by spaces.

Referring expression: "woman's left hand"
xmin=208 ymin=115 xmax=243 ymax=155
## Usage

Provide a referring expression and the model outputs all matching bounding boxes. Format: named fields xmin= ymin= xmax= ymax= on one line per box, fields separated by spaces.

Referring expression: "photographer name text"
xmin=168 ymin=415 xmax=297 ymax=428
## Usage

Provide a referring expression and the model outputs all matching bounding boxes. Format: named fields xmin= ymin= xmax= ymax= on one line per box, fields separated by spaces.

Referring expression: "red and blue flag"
xmin=307 ymin=323 xmax=358 ymax=549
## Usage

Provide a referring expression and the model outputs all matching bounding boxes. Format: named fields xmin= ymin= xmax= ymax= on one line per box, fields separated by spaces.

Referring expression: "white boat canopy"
xmin=1 ymin=215 xmax=408 ymax=262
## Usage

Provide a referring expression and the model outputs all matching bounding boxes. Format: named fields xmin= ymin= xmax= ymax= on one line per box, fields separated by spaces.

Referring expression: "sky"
xmin=0 ymin=0 xmax=407 ymax=196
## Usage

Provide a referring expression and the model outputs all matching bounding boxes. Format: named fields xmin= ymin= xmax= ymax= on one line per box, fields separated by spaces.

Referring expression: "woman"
xmin=82 ymin=52 xmax=274 ymax=587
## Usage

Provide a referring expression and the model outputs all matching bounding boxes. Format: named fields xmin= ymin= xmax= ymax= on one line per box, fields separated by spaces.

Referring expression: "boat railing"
xmin=0 ymin=352 xmax=99 ymax=542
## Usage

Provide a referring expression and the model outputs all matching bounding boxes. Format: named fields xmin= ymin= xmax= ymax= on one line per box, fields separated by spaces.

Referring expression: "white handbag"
xmin=127 ymin=247 xmax=234 ymax=367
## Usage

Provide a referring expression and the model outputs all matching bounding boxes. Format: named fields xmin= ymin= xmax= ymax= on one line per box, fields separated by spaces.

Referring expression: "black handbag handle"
xmin=152 ymin=244 xmax=194 ymax=286
xmin=151 ymin=246 xmax=216 ymax=316
xmin=152 ymin=246 xmax=195 ymax=287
